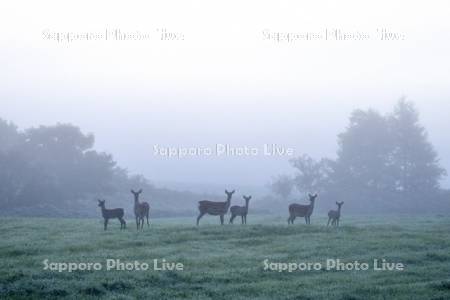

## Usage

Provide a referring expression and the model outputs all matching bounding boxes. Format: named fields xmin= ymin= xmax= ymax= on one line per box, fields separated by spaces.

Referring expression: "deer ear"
xmin=232 ymin=190 xmax=235 ymax=194
xmin=225 ymin=190 xmax=228 ymax=194
xmin=131 ymin=189 xmax=134 ymax=194
xmin=138 ymin=189 xmax=142 ymax=194
xmin=248 ymin=196 xmax=252 ymax=200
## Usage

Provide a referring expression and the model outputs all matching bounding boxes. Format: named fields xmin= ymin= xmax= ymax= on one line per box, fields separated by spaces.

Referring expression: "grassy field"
xmin=1 ymin=215 xmax=450 ymax=299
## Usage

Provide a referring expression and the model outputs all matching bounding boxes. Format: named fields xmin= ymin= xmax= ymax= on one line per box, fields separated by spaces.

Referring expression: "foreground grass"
xmin=1 ymin=215 xmax=450 ymax=299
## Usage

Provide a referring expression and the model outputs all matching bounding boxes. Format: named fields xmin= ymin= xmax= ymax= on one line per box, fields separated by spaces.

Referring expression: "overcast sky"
xmin=1 ymin=0 xmax=449 ymax=188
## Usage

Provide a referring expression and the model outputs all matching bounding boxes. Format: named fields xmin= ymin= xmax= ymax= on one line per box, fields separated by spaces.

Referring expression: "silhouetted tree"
xmin=331 ymin=109 xmax=396 ymax=202
xmin=270 ymin=174 xmax=293 ymax=200
xmin=286 ymin=99 xmax=447 ymax=211
xmin=0 ymin=119 xmax=22 ymax=152
xmin=290 ymin=154 xmax=333 ymax=194
xmin=389 ymin=99 xmax=446 ymax=198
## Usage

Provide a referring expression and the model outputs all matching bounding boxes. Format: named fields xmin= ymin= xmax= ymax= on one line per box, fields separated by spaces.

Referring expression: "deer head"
xmin=225 ymin=190 xmax=235 ymax=200
xmin=243 ymin=195 xmax=252 ymax=203
xmin=336 ymin=201 xmax=344 ymax=209
xmin=97 ymin=199 xmax=106 ymax=208
xmin=131 ymin=189 xmax=143 ymax=202
xmin=308 ymin=193 xmax=318 ymax=203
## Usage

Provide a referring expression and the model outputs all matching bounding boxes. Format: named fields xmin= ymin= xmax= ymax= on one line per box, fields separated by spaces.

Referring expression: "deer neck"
xmin=245 ymin=201 xmax=249 ymax=211
xmin=225 ymin=197 xmax=231 ymax=208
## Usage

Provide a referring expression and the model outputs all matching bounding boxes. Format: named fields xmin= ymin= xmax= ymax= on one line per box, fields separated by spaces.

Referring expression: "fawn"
xmin=229 ymin=195 xmax=251 ymax=224
xmin=197 ymin=190 xmax=235 ymax=225
xmin=97 ymin=199 xmax=126 ymax=230
xmin=328 ymin=201 xmax=344 ymax=227
xmin=131 ymin=189 xmax=150 ymax=230
xmin=288 ymin=193 xmax=318 ymax=225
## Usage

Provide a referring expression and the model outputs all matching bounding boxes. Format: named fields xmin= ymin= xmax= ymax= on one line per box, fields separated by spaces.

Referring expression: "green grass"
xmin=1 ymin=215 xmax=450 ymax=299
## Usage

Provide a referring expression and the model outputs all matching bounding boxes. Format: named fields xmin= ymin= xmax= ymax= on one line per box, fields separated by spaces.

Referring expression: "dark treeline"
xmin=269 ymin=99 xmax=450 ymax=214
xmin=0 ymin=121 xmax=212 ymax=217
xmin=1 ymin=99 xmax=449 ymax=217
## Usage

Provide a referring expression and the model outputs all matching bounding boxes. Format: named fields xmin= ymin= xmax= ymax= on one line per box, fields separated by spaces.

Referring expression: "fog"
xmin=1 ymin=0 xmax=449 ymax=190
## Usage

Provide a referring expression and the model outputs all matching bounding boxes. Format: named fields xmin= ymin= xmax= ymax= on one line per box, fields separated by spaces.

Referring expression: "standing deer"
xmin=197 ymin=190 xmax=235 ymax=225
xmin=97 ymin=199 xmax=126 ymax=230
xmin=287 ymin=193 xmax=318 ymax=225
xmin=229 ymin=195 xmax=251 ymax=224
xmin=131 ymin=189 xmax=150 ymax=230
xmin=328 ymin=201 xmax=344 ymax=227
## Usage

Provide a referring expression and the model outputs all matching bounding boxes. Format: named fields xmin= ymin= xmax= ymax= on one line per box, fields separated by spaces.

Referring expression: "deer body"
xmin=97 ymin=200 xmax=126 ymax=230
xmin=131 ymin=189 xmax=150 ymax=230
xmin=328 ymin=202 xmax=344 ymax=227
xmin=197 ymin=190 xmax=234 ymax=225
xmin=230 ymin=195 xmax=251 ymax=224
xmin=288 ymin=194 xmax=318 ymax=225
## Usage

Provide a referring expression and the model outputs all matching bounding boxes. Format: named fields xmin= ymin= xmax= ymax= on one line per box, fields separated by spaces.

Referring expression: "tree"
xmin=0 ymin=120 xmax=122 ymax=212
xmin=0 ymin=120 xmax=28 ymax=207
xmin=332 ymin=109 xmax=396 ymax=200
xmin=17 ymin=124 xmax=117 ymax=206
xmin=389 ymin=99 xmax=446 ymax=197
xmin=0 ymin=119 xmax=23 ymax=152
xmin=290 ymin=154 xmax=333 ymax=194
xmin=270 ymin=175 xmax=293 ymax=200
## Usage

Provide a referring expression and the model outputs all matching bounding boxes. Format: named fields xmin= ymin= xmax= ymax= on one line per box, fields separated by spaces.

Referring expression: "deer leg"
xmin=141 ymin=218 xmax=144 ymax=230
xmin=196 ymin=212 xmax=205 ymax=226
xmin=104 ymin=219 xmax=108 ymax=231
xmin=220 ymin=215 xmax=224 ymax=225
xmin=244 ymin=215 xmax=247 ymax=224
xmin=136 ymin=217 xmax=139 ymax=230
xmin=146 ymin=211 xmax=150 ymax=227
xmin=337 ymin=218 xmax=340 ymax=227
xmin=229 ymin=214 xmax=235 ymax=224
xmin=327 ymin=218 xmax=331 ymax=227
xmin=288 ymin=215 xmax=294 ymax=225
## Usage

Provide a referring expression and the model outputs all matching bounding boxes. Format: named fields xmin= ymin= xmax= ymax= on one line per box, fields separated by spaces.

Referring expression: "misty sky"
xmin=1 ymin=1 xmax=450 ymax=188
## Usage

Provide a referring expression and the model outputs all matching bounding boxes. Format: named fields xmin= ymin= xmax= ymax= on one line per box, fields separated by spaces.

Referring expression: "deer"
xmin=287 ymin=193 xmax=318 ymax=225
xmin=97 ymin=199 xmax=126 ymax=230
xmin=229 ymin=195 xmax=251 ymax=224
xmin=131 ymin=189 xmax=150 ymax=230
xmin=328 ymin=201 xmax=344 ymax=227
xmin=197 ymin=190 xmax=235 ymax=225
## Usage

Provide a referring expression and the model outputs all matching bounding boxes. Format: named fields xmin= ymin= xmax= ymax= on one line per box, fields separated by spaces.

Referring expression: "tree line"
xmin=270 ymin=99 xmax=449 ymax=213
xmin=1 ymin=99 xmax=448 ymax=217
xmin=0 ymin=121 xmax=207 ymax=217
